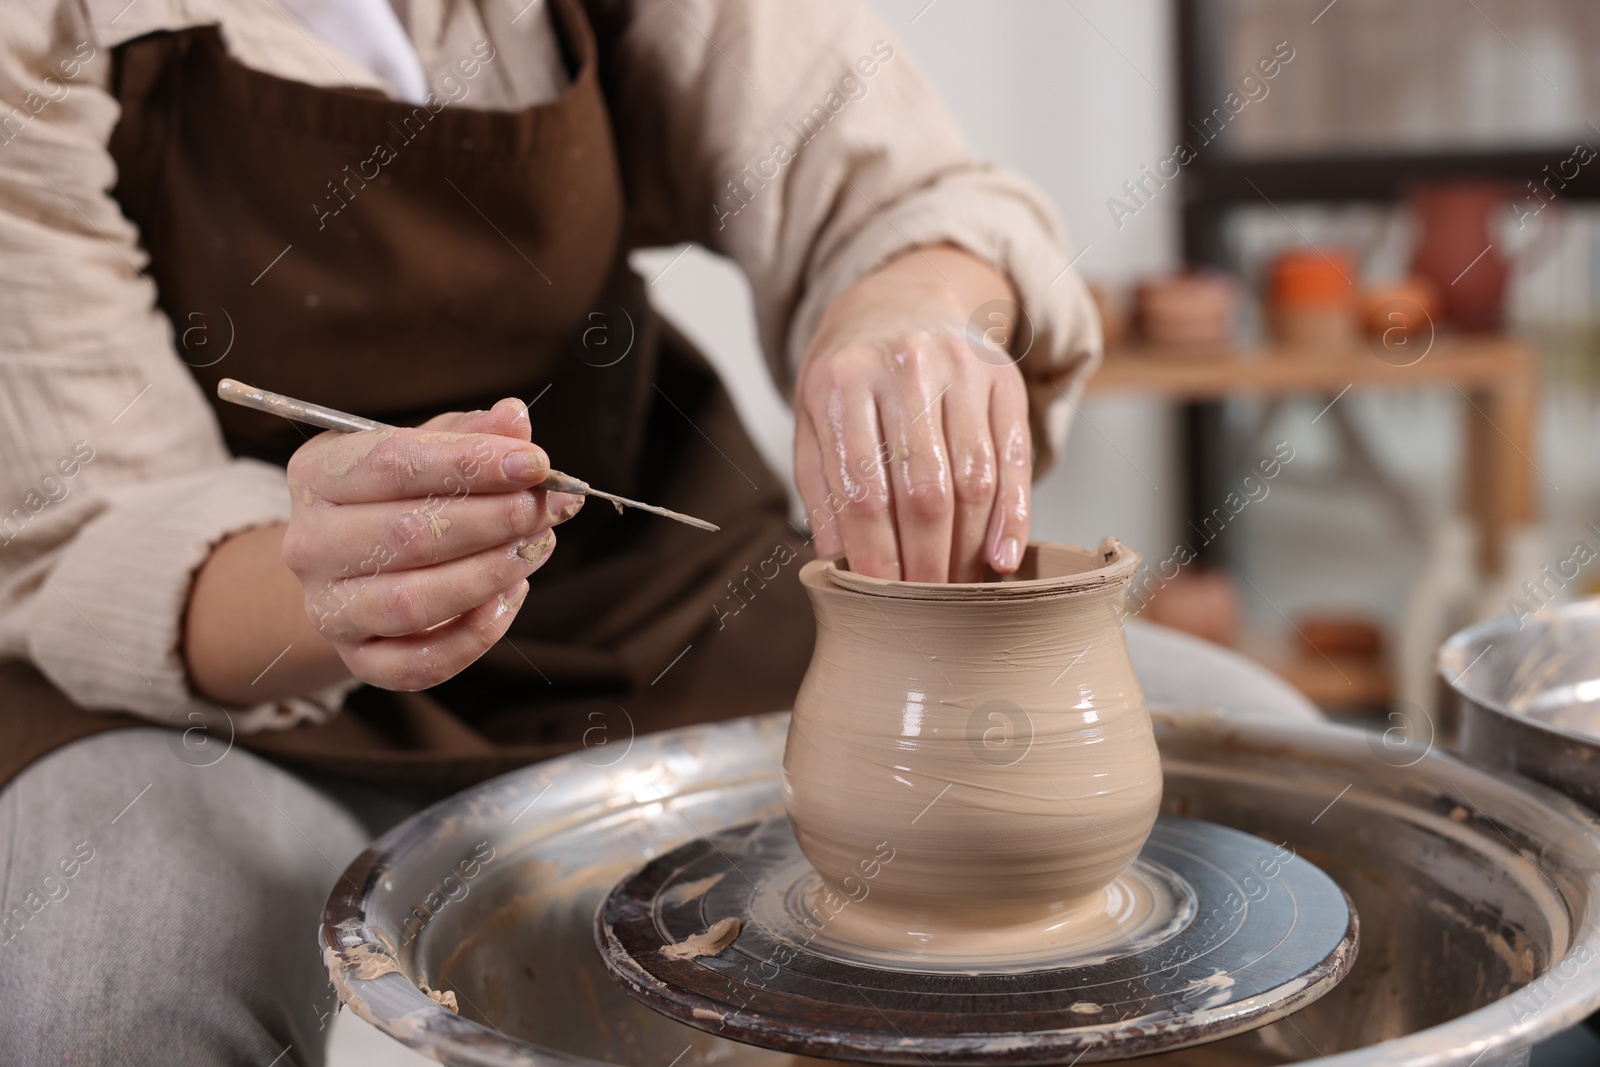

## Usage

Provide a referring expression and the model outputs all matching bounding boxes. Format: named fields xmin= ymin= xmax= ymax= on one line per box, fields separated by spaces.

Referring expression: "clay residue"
xmin=661 ymin=916 xmax=742 ymax=960
xmin=662 ymin=873 xmax=725 ymax=907
xmin=416 ymin=506 xmax=451 ymax=538
xmin=516 ymin=532 xmax=554 ymax=563
xmin=322 ymin=427 xmax=395 ymax=479
xmin=1188 ymin=969 xmax=1238 ymax=1010
xmin=420 ymin=983 xmax=459 ymax=1012
xmin=1425 ymin=897 xmax=1539 ymax=979
xmin=338 ymin=943 xmax=401 ymax=981
xmin=434 ymin=856 xmax=641 ymax=989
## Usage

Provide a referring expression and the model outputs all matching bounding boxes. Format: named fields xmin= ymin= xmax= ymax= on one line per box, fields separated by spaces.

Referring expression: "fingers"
xmin=794 ymin=415 xmax=844 ymax=558
xmin=421 ymin=397 xmax=534 ymax=442
xmin=313 ymin=530 xmax=557 ymax=640
xmin=340 ymin=578 xmax=532 ymax=692
xmin=880 ymin=362 xmax=953 ymax=583
xmin=986 ymin=370 xmax=1032 ymax=574
xmin=282 ymin=395 xmax=565 ymax=692
xmin=797 ymin=342 xmax=1029 ymax=582
xmin=943 ymin=384 xmax=999 ymax=582
xmin=288 ymin=424 xmax=549 ymax=505
xmin=802 ymin=365 xmax=901 ymax=580
xmin=284 ymin=488 xmax=579 ymax=576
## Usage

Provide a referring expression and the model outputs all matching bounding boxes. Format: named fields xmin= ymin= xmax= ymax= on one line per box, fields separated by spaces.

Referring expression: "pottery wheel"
xmin=596 ymin=816 xmax=1358 ymax=1065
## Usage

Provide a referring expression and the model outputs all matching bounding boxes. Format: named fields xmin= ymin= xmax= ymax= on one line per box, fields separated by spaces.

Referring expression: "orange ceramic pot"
xmin=1268 ymin=248 xmax=1358 ymax=350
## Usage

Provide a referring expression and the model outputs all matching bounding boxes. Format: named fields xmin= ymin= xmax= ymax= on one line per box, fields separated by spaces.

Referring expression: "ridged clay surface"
xmin=783 ymin=540 xmax=1164 ymax=964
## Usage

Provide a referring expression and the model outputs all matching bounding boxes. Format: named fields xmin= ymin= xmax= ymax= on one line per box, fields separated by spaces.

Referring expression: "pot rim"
xmin=809 ymin=538 xmax=1141 ymax=601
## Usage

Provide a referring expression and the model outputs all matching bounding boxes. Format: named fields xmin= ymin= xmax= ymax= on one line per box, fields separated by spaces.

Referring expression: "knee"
xmin=0 ymin=729 xmax=366 ymax=1065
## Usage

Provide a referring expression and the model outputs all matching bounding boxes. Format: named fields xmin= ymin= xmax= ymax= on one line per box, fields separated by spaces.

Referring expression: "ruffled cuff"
xmin=28 ymin=458 xmax=353 ymax=730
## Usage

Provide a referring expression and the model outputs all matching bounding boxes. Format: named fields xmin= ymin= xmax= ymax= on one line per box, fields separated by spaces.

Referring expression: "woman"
xmin=0 ymin=0 xmax=1098 ymax=1061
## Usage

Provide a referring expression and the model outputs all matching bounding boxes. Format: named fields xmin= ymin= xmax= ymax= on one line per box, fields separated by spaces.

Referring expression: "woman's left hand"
xmin=794 ymin=246 xmax=1031 ymax=583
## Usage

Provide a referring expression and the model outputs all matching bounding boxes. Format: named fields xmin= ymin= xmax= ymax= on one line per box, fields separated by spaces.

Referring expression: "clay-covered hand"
xmin=281 ymin=398 xmax=581 ymax=690
xmin=794 ymin=246 xmax=1031 ymax=583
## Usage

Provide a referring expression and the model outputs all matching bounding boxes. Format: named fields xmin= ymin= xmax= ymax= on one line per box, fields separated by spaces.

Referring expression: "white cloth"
xmin=275 ymin=0 xmax=432 ymax=103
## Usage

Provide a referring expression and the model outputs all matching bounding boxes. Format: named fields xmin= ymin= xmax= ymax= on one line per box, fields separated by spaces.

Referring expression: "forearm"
xmin=183 ymin=523 xmax=349 ymax=705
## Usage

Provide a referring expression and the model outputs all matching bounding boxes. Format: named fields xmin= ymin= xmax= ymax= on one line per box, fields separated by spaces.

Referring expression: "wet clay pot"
xmin=782 ymin=538 xmax=1162 ymax=956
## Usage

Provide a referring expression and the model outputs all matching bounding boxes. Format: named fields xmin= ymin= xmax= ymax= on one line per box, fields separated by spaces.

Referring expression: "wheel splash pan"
xmin=321 ymin=711 xmax=1600 ymax=1067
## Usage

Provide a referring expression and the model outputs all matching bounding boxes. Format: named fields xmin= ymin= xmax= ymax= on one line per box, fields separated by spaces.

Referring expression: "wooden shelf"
xmin=1086 ymin=336 xmax=1533 ymax=400
xmin=1081 ymin=334 xmax=1540 ymax=576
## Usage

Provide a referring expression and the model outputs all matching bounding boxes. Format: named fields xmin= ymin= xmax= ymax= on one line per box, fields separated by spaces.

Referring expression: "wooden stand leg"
xmin=1462 ymin=359 xmax=1538 ymax=578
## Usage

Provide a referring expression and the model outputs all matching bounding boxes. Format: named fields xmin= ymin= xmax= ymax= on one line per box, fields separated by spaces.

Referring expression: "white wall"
xmin=640 ymin=0 xmax=1179 ymax=558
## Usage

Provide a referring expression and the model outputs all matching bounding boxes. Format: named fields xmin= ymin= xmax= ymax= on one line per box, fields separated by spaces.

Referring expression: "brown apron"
xmin=0 ymin=0 xmax=813 ymax=798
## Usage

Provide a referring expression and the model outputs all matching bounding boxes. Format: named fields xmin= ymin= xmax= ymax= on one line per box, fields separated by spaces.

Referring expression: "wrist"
xmin=184 ymin=523 xmax=350 ymax=705
xmin=808 ymin=244 xmax=1017 ymax=361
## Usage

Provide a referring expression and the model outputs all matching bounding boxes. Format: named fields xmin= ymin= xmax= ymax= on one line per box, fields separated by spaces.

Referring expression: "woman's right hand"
xmin=281 ymin=398 xmax=581 ymax=691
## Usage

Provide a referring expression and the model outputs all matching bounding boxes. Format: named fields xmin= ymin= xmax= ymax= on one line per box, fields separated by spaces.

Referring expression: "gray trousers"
xmin=0 ymin=621 xmax=1320 ymax=1067
xmin=0 ymin=726 xmax=416 ymax=1067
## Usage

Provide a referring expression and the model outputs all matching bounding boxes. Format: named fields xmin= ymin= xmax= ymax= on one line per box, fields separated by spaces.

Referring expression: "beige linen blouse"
xmin=0 ymin=0 xmax=1100 ymax=731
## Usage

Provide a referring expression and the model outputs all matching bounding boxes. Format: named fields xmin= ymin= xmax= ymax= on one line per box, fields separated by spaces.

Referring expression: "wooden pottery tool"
xmin=215 ymin=378 xmax=720 ymax=532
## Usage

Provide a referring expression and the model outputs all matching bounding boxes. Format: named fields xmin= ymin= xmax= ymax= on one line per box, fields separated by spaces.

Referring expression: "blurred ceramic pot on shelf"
xmin=1407 ymin=181 xmax=1528 ymax=333
xmin=1134 ymin=566 xmax=1242 ymax=648
xmin=1361 ymin=277 xmax=1439 ymax=354
xmin=1267 ymin=247 xmax=1359 ymax=352
xmin=1408 ymin=180 xmax=1566 ymax=333
xmin=1297 ymin=613 xmax=1386 ymax=662
xmin=1134 ymin=271 xmax=1238 ymax=347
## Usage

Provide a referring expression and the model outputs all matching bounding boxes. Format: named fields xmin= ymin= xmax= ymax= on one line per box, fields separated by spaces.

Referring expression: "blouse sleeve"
xmin=585 ymin=0 xmax=1103 ymax=468
xmin=0 ymin=0 xmax=351 ymax=730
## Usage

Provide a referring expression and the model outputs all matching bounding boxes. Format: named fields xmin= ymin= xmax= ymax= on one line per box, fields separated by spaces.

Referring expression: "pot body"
xmin=782 ymin=541 xmax=1162 ymax=931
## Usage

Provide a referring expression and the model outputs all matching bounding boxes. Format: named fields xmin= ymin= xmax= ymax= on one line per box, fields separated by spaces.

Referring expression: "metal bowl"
xmin=321 ymin=711 xmax=1600 ymax=1067
xmin=1440 ymin=598 xmax=1600 ymax=810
